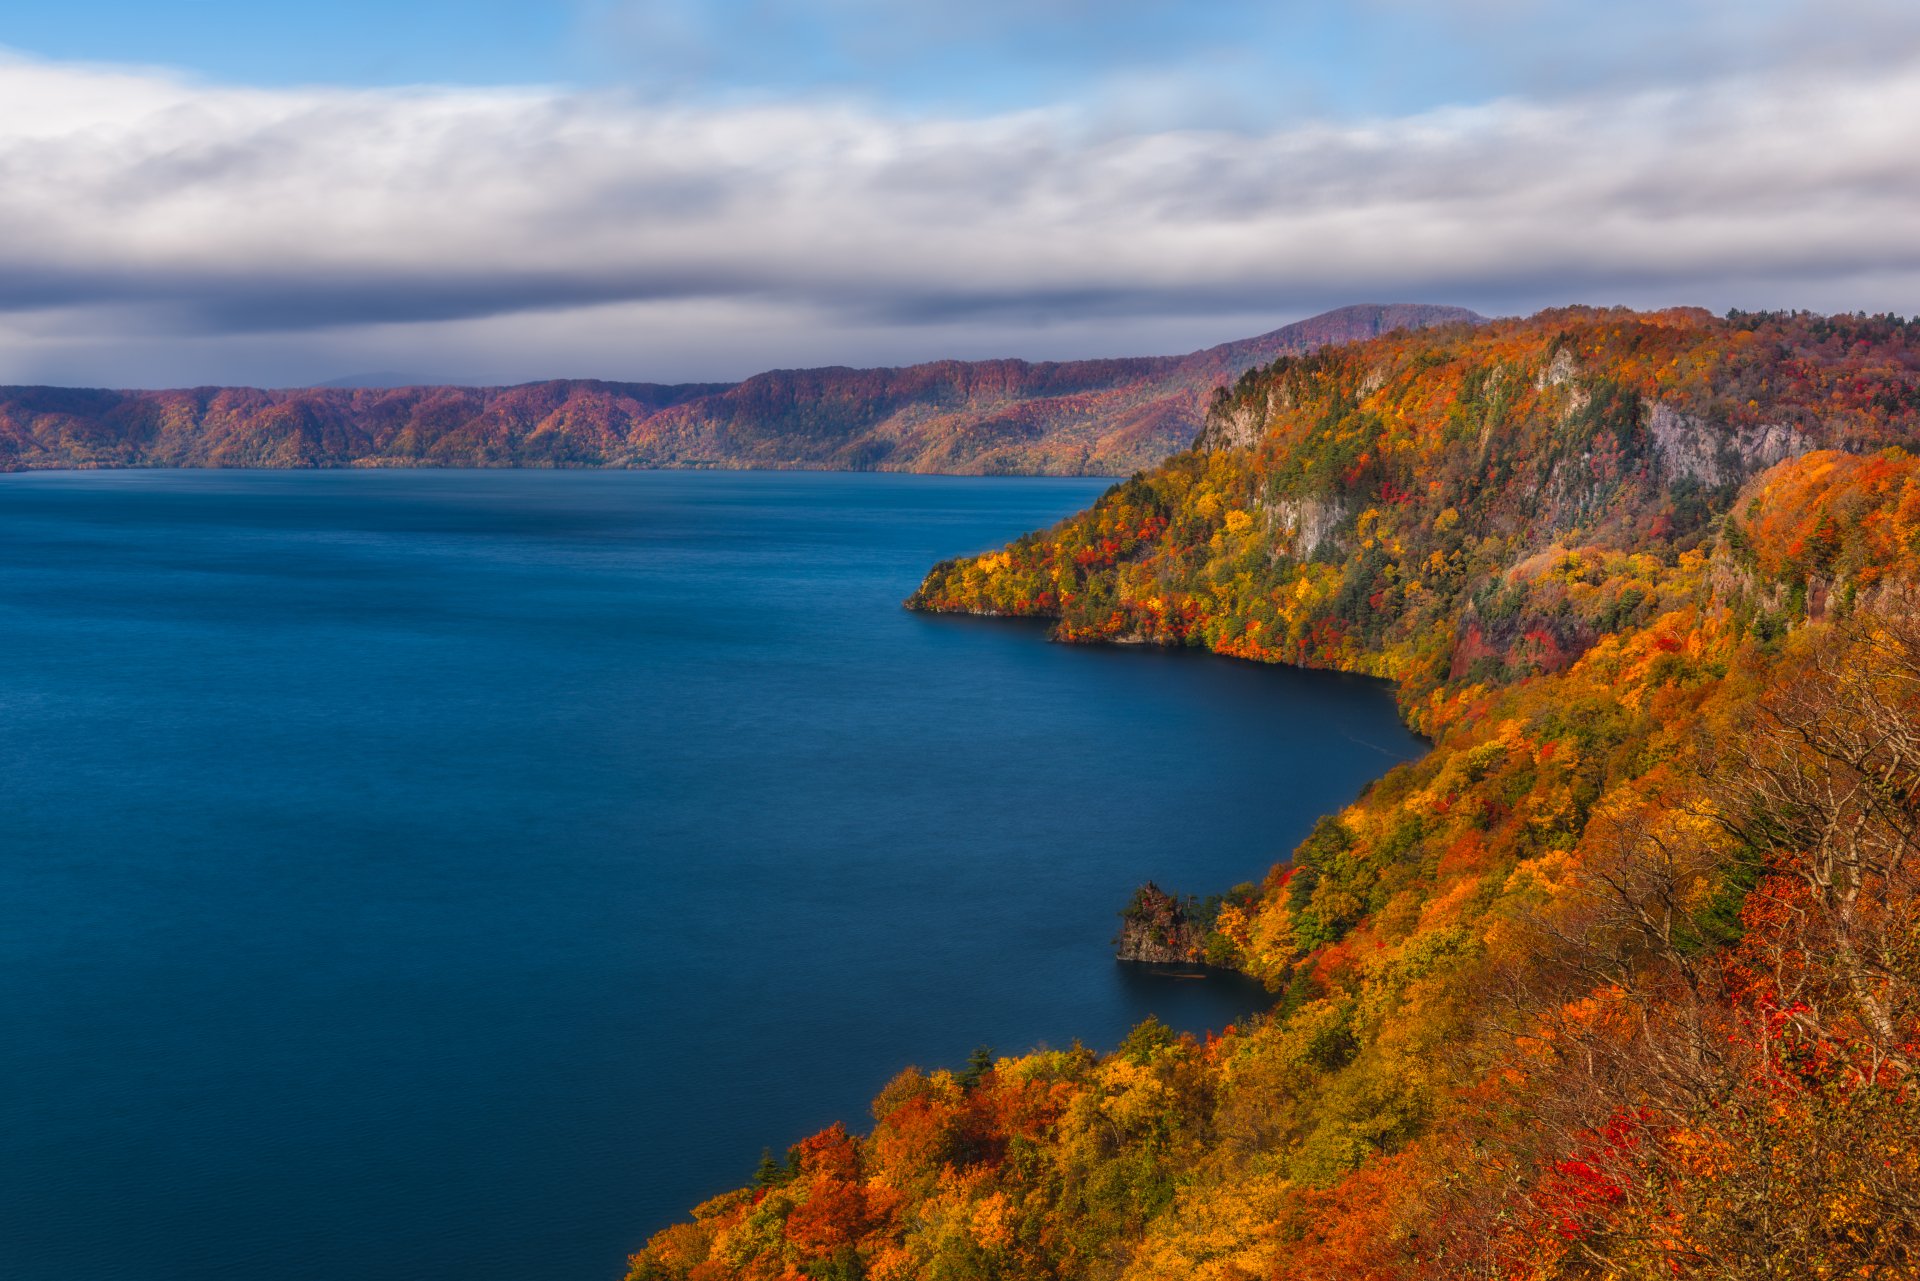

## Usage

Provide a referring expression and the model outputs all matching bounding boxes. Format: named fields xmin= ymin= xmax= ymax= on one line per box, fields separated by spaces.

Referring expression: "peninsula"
xmin=633 ymin=305 xmax=1920 ymax=1280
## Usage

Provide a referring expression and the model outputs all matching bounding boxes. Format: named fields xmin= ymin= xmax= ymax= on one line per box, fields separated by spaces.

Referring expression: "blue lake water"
xmin=0 ymin=469 xmax=1423 ymax=1281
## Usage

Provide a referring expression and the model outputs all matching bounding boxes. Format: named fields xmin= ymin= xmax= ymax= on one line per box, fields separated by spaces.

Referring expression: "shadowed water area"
xmin=0 ymin=469 xmax=1424 ymax=1281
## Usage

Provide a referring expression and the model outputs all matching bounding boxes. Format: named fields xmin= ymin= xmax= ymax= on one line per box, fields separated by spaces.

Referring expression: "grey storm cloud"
xmin=1 ymin=42 xmax=1918 ymax=384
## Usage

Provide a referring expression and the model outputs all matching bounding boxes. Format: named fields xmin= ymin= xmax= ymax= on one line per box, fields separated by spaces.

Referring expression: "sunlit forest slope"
xmin=633 ymin=306 xmax=1920 ymax=1280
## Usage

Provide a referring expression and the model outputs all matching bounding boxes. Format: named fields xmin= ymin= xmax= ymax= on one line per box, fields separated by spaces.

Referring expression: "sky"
xmin=2 ymin=0 xmax=1918 ymax=387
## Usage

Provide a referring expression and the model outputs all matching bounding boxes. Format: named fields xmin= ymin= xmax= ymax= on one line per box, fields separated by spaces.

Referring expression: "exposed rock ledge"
xmin=1115 ymin=882 xmax=1206 ymax=964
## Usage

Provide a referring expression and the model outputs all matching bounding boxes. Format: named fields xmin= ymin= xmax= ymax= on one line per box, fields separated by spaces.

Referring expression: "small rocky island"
xmin=1115 ymin=881 xmax=1260 ymax=968
xmin=1114 ymin=882 xmax=1204 ymax=963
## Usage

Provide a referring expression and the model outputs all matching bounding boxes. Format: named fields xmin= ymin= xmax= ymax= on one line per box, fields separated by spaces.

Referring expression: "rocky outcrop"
xmin=1647 ymin=401 xmax=1810 ymax=487
xmin=1535 ymin=346 xmax=1579 ymax=390
xmin=1269 ymin=495 xmax=1351 ymax=560
xmin=1199 ymin=399 xmax=1269 ymax=452
xmin=1115 ymin=883 xmax=1204 ymax=964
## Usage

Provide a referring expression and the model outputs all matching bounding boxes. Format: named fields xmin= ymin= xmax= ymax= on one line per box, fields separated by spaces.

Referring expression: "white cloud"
xmin=1 ymin=46 xmax=1917 ymax=385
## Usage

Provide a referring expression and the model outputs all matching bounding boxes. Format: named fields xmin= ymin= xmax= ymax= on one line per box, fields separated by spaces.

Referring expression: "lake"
xmin=0 ymin=469 xmax=1423 ymax=1281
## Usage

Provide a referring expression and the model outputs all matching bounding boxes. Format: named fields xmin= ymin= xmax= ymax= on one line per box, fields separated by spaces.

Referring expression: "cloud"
xmin=1 ymin=43 xmax=1918 ymax=385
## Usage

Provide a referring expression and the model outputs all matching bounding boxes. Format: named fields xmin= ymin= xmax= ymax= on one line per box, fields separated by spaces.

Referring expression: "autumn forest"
xmin=632 ymin=307 xmax=1920 ymax=1280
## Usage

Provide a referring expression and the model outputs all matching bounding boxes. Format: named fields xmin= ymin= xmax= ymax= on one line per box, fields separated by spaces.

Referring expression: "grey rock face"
xmin=1647 ymin=402 xmax=1810 ymax=487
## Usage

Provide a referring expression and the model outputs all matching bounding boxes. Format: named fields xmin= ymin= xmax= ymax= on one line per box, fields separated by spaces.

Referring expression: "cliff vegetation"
xmin=1116 ymin=882 xmax=1260 ymax=967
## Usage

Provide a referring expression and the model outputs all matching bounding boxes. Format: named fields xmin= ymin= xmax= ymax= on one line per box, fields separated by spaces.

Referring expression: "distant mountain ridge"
xmin=0 ymin=304 xmax=1480 ymax=475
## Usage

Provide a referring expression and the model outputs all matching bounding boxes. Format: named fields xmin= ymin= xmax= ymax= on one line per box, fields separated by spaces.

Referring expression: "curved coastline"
xmin=911 ymin=599 xmax=1433 ymax=987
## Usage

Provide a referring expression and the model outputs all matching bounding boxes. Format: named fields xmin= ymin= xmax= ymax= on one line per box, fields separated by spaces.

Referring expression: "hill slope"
xmin=0 ymin=304 xmax=1477 ymax=475
xmin=632 ymin=307 xmax=1920 ymax=1280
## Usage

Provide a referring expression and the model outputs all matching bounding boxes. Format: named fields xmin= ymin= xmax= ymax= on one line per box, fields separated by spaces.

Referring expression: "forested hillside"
xmin=632 ymin=307 xmax=1920 ymax=1279
xmin=0 ymin=305 xmax=1473 ymax=476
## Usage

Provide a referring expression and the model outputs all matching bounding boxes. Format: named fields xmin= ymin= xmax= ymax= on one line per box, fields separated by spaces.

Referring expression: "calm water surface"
xmin=0 ymin=470 xmax=1422 ymax=1281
